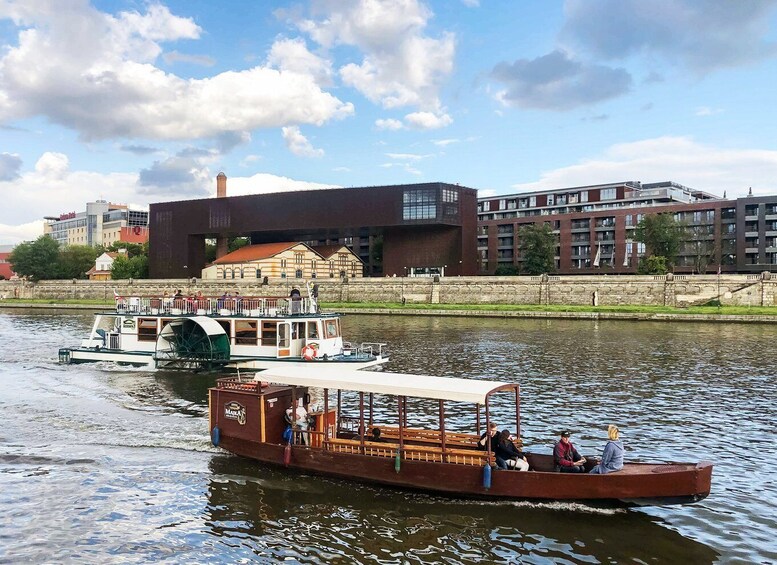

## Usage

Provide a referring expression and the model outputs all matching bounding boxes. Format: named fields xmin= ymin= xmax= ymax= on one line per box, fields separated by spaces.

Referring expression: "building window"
xmin=403 ymin=188 xmax=437 ymax=220
xmin=295 ymin=269 xmax=303 ymax=278
xmin=601 ymin=188 xmax=616 ymax=200
xmin=547 ymin=194 xmax=554 ymax=206
xmin=295 ymin=253 xmax=303 ymax=264
xmin=529 ymin=196 xmax=536 ymax=207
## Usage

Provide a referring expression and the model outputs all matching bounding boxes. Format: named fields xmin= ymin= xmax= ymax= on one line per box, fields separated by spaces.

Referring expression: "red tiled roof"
xmin=213 ymin=242 xmax=302 ymax=264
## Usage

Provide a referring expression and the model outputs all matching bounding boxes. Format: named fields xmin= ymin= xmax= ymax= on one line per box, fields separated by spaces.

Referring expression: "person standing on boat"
xmin=554 ymin=430 xmax=586 ymax=472
xmin=495 ymin=430 xmax=529 ymax=471
xmin=589 ymin=425 xmax=624 ymax=474
xmin=286 ymin=400 xmax=309 ymax=445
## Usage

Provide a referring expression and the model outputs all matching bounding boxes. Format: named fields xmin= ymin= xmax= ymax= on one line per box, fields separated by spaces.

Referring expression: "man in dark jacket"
xmin=478 ymin=422 xmax=506 ymax=468
xmin=554 ymin=430 xmax=586 ymax=472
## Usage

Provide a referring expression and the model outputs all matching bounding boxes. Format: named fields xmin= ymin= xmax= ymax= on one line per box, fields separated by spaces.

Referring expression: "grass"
xmin=0 ymin=298 xmax=114 ymax=305
xmin=3 ymin=298 xmax=776 ymax=316
xmin=321 ymin=302 xmax=777 ymax=316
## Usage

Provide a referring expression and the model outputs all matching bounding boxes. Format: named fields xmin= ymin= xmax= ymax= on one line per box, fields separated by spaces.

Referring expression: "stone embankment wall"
xmin=1 ymin=274 xmax=775 ymax=307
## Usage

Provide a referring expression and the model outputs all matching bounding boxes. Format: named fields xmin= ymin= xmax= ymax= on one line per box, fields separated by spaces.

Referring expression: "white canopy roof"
xmin=255 ymin=366 xmax=516 ymax=405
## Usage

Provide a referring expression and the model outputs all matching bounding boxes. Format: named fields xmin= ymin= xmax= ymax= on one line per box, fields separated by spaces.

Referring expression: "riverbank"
xmin=2 ymin=299 xmax=776 ymax=323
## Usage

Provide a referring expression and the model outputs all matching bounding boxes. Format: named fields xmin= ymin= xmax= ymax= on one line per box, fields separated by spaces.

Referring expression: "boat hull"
xmin=215 ymin=435 xmax=712 ymax=507
xmin=59 ymin=346 xmax=387 ymax=371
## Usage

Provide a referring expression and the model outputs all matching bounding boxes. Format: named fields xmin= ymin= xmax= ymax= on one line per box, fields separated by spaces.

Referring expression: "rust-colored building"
xmin=149 ymin=178 xmax=477 ymax=279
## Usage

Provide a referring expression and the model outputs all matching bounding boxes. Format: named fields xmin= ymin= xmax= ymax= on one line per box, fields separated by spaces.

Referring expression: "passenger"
xmin=286 ymin=399 xmax=309 ymax=445
xmin=495 ymin=430 xmax=530 ymax=471
xmin=554 ymin=430 xmax=586 ymax=473
xmin=478 ymin=422 xmax=506 ymax=469
xmin=290 ymin=287 xmax=302 ymax=314
xmin=371 ymin=427 xmax=383 ymax=442
xmin=589 ymin=425 xmax=624 ymax=474
xmin=174 ymin=288 xmax=183 ymax=299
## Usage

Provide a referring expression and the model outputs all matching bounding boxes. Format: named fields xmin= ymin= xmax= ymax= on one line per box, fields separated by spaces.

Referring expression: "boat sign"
xmin=224 ymin=401 xmax=246 ymax=425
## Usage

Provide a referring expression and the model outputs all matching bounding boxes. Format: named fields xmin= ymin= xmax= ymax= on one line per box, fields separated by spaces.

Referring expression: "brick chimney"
xmin=217 ymin=171 xmax=227 ymax=198
xmin=216 ymin=172 xmax=228 ymax=258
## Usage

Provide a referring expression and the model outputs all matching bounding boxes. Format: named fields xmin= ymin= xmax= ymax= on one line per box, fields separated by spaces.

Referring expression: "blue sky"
xmin=2 ymin=0 xmax=777 ymax=244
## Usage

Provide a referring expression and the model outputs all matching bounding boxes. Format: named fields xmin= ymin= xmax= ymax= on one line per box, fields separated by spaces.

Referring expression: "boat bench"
xmin=376 ymin=426 xmax=480 ymax=448
xmin=324 ymin=437 xmax=492 ymax=466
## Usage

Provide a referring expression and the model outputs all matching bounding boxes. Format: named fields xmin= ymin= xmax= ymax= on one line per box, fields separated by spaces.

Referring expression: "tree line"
xmin=8 ymin=236 xmax=148 ymax=281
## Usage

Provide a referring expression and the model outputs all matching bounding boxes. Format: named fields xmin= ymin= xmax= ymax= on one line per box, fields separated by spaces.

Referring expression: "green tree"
xmin=494 ymin=264 xmax=520 ymax=276
xmin=106 ymin=241 xmax=147 ymax=258
xmin=634 ymin=213 xmax=684 ymax=267
xmin=8 ymin=235 xmax=60 ymax=280
xmin=637 ymin=255 xmax=669 ymax=275
xmin=58 ymin=245 xmax=98 ymax=279
xmin=111 ymin=255 xmax=148 ymax=279
xmin=518 ymin=223 xmax=556 ymax=275
xmin=228 ymin=237 xmax=250 ymax=253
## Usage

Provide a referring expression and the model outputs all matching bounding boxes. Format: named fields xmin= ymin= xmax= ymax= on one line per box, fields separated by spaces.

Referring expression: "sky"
xmin=2 ymin=0 xmax=777 ymax=244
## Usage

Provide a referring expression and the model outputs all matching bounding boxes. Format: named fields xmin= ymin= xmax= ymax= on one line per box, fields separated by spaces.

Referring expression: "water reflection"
xmin=206 ymin=455 xmax=720 ymax=564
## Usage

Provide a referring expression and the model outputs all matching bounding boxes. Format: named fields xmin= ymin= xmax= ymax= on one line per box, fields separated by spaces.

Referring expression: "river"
xmin=0 ymin=309 xmax=775 ymax=563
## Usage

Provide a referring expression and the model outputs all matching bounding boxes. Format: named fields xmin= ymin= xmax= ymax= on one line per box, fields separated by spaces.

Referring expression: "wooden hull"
xmin=215 ymin=435 xmax=711 ymax=507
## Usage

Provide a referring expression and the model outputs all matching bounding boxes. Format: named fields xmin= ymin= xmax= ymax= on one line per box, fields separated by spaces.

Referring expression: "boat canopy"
xmin=255 ymin=366 xmax=516 ymax=405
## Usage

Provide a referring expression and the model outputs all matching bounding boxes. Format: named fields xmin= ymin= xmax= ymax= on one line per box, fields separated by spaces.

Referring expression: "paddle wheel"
xmin=154 ymin=316 xmax=231 ymax=371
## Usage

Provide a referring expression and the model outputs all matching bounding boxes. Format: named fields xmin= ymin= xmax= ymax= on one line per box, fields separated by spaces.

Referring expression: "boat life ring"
xmin=302 ymin=345 xmax=317 ymax=361
xmin=133 ymin=226 xmax=141 ymax=235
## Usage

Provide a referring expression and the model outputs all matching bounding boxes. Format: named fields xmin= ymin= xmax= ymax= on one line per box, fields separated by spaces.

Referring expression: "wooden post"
xmin=323 ymin=388 xmax=329 ymax=443
xmin=359 ymin=392 xmax=365 ymax=454
xmin=439 ymin=399 xmax=446 ymax=461
xmin=515 ymin=385 xmax=521 ymax=438
xmin=398 ymin=396 xmax=404 ymax=451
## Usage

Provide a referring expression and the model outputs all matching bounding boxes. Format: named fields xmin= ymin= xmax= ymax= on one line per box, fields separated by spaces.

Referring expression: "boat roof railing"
xmin=113 ymin=295 xmax=321 ymax=318
xmin=241 ymin=366 xmax=517 ymax=405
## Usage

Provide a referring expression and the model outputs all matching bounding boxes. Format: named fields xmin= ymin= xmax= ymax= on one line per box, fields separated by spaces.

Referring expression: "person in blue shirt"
xmin=590 ymin=424 xmax=624 ymax=474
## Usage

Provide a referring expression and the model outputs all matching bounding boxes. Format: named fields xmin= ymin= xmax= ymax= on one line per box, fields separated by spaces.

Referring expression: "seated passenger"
xmin=371 ymin=428 xmax=383 ymax=442
xmin=478 ymin=422 xmax=506 ymax=469
xmin=554 ymin=430 xmax=586 ymax=473
xmin=589 ymin=425 xmax=624 ymax=474
xmin=495 ymin=430 xmax=529 ymax=471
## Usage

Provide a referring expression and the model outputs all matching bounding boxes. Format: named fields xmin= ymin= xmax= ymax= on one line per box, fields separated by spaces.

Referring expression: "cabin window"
xmin=235 ymin=320 xmax=258 ymax=345
xmin=137 ymin=318 xmax=158 ymax=341
xmin=307 ymin=321 xmax=319 ymax=339
xmin=293 ymin=322 xmax=304 ymax=340
xmin=261 ymin=321 xmax=277 ymax=346
xmin=325 ymin=319 xmax=339 ymax=339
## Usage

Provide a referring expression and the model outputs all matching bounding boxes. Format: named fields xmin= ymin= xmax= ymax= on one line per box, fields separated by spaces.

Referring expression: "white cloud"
xmin=404 ymin=111 xmax=453 ymax=129
xmin=221 ymin=173 xmax=337 ymax=197
xmin=695 ymin=107 xmax=723 ymax=117
xmin=296 ymin=0 xmax=455 ymax=111
xmin=510 ymin=136 xmax=777 ymax=199
xmin=239 ymin=155 xmax=262 ymax=167
xmin=281 ymin=126 xmax=324 ymax=158
xmin=0 ymin=220 xmax=44 ymax=245
xmin=162 ymin=51 xmax=216 ymax=67
xmin=461 ymin=0 xmax=480 ymax=6
xmin=380 ymin=162 xmax=422 ymax=175
xmin=0 ymin=2 xmax=353 ymax=140
xmin=267 ymin=37 xmax=333 ymax=86
xmin=385 ymin=152 xmax=433 ymax=161
xmin=375 ymin=118 xmax=404 ymax=130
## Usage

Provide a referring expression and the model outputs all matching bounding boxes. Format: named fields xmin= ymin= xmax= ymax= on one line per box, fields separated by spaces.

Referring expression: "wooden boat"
xmin=58 ymin=286 xmax=387 ymax=371
xmin=208 ymin=367 xmax=713 ymax=506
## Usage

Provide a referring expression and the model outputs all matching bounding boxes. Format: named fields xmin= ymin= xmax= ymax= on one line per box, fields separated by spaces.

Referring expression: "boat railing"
xmin=114 ymin=295 xmax=314 ymax=318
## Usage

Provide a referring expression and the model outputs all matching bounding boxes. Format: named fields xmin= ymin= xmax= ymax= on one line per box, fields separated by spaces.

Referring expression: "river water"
xmin=0 ymin=309 xmax=775 ymax=564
